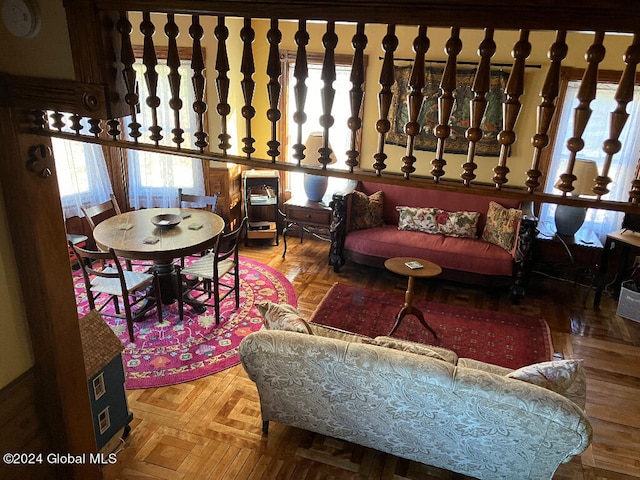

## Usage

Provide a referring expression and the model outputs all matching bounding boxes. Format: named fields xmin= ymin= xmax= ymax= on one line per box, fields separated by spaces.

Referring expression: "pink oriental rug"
xmin=73 ymin=257 xmax=296 ymax=389
xmin=308 ymin=283 xmax=553 ymax=370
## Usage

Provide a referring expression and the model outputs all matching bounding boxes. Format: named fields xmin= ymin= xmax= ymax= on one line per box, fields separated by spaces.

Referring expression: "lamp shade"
xmin=554 ymin=158 xmax=599 ymax=196
xmin=301 ymin=132 xmax=337 ymax=202
xmin=300 ymin=132 xmax=337 ymax=167
xmin=553 ymin=159 xmax=599 ymax=236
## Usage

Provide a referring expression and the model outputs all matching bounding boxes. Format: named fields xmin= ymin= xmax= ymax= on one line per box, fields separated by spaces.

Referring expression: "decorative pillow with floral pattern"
xmin=482 ymin=201 xmax=523 ymax=253
xmin=396 ymin=206 xmax=440 ymax=233
xmin=435 ymin=209 xmax=481 ymax=238
xmin=371 ymin=336 xmax=458 ymax=364
xmin=256 ymin=301 xmax=313 ymax=334
xmin=507 ymin=359 xmax=586 ymax=409
xmin=350 ymin=190 xmax=384 ymax=230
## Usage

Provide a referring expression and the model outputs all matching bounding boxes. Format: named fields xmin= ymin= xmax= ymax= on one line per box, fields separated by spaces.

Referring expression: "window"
xmin=282 ymin=52 xmax=364 ymax=201
xmin=127 ymin=57 xmax=205 ymax=209
xmin=540 ymin=73 xmax=640 ymax=240
xmin=50 ymin=114 xmax=114 ymax=219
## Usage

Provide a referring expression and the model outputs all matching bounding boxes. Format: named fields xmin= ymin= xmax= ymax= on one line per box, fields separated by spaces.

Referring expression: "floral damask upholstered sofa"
xmin=240 ymin=309 xmax=592 ymax=480
xmin=329 ymin=181 xmax=538 ymax=302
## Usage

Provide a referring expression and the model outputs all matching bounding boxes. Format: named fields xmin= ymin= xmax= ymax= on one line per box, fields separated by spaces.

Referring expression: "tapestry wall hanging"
xmin=386 ymin=65 xmax=509 ymax=156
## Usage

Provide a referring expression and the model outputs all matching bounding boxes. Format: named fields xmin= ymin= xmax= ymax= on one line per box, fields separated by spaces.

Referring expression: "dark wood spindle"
xmin=319 ymin=21 xmax=338 ymax=168
xmin=50 ymin=111 xmax=64 ymax=131
xmin=557 ymin=32 xmax=605 ymax=195
xmin=266 ymin=18 xmax=282 ymax=162
xmin=165 ymin=14 xmax=184 ymax=148
xmin=527 ymin=30 xmax=567 ymax=193
xmin=215 ymin=16 xmax=231 ymax=154
xmin=630 ymin=173 xmax=640 ymax=205
xmin=141 ymin=12 xmax=162 ymax=145
xmin=117 ymin=11 xmax=140 ymax=141
xmin=31 ymin=110 xmax=47 ymax=130
xmin=595 ymin=33 xmax=640 ymax=199
xmin=462 ymin=28 xmax=495 ymax=185
xmin=241 ymin=18 xmax=256 ymax=156
xmin=190 ymin=15 xmax=208 ymax=152
xmin=431 ymin=27 xmax=461 ymax=182
xmin=292 ymin=20 xmax=309 ymax=166
xmin=88 ymin=117 xmax=102 ymax=137
xmin=401 ymin=25 xmax=429 ymax=179
xmin=69 ymin=113 xmax=83 ymax=134
xmin=494 ymin=30 xmax=531 ymax=188
xmin=346 ymin=23 xmax=367 ymax=172
xmin=373 ymin=24 xmax=398 ymax=175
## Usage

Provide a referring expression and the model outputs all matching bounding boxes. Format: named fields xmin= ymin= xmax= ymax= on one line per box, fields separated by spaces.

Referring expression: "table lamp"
xmin=553 ymin=158 xmax=599 ymax=236
xmin=301 ymin=132 xmax=337 ymax=202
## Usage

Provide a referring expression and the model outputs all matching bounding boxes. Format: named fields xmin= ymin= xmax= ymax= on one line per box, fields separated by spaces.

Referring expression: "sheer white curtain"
xmin=128 ymin=62 xmax=205 ymax=209
xmin=540 ymin=81 xmax=640 ymax=240
xmin=50 ymin=115 xmax=114 ymax=219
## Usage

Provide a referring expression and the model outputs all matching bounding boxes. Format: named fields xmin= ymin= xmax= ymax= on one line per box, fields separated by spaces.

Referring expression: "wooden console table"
xmin=594 ymin=229 xmax=640 ymax=308
xmin=282 ymin=197 xmax=332 ymax=258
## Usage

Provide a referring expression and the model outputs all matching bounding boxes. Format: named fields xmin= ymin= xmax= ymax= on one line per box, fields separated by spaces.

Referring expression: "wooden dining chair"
xmin=81 ymin=193 xmax=122 ymax=230
xmin=176 ymin=217 xmax=247 ymax=323
xmin=178 ymin=188 xmax=220 ymax=265
xmin=69 ymin=241 xmax=164 ymax=343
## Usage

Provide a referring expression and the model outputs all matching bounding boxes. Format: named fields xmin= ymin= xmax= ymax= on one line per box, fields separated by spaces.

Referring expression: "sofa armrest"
xmin=328 ymin=181 xmax=358 ymax=272
xmin=510 ymin=200 xmax=539 ymax=302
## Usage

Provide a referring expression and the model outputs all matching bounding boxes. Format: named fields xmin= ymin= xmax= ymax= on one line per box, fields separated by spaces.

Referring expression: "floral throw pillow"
xmin=435 ymin=209 xmax=480 ymax=238
xmin=372 ymin=336 xmax=458 ymax=364
xmin=350 ymin=190 xmax=384 ymax=230
xmin=482 ymin=201 xmax=523 ymax=253
xmin=256 ymin=301 xmax=313 ymax=334
xmin=397 ymin=206 xmax=440 ymax=233
xmin=506 ymin=359 xmax=586 ymax=409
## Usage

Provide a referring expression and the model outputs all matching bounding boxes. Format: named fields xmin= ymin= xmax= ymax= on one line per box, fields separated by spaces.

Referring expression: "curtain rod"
xmin=384 ymin=57 xmax=542 ymax=69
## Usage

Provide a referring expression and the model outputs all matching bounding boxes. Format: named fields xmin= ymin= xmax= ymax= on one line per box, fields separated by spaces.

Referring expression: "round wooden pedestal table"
xmin=384 ymin=257 xmax=442 ymax=340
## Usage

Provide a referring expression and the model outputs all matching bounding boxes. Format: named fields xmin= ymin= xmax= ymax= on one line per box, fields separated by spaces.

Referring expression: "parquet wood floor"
xmin=102 ymin=237 xmax=640 ymax=480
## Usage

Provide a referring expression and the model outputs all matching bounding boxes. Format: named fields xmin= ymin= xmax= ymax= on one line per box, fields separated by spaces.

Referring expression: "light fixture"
xmin=553 ymin=159 xmax=599 ymax=236
xmin=300 ymin=132 xmax=337 ymax=202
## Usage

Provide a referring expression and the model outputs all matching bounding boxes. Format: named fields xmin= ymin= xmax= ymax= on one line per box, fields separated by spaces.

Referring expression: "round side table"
xmin=384 ymin=257 xmax=442 ymax=339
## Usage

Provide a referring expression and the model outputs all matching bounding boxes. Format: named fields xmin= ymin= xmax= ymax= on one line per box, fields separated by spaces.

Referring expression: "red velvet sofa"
xmin=329 ymin=181 xmax=538 ymax=302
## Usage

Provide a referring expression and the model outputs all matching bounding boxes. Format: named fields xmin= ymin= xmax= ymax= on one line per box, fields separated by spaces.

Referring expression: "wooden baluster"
xmin=292 ymin=20 xmax=309 ymax=166
xmin=31 ymin=110 xmax=47 ymax=130
xmin=190 ymin=15 xmax=208 ymax=152
xmin=527 ymin=31 xmax=567 ymax=193
xmin=346 ymin=23 xmax=367 ymax=172
xmin=69 ymin=113 xmax=83 ymax=134
xmin=463 ymin=28 xmax=495 ymax=185
xmin=165 ymin=14 xmax=184 ymax=148
xmin=117 ymin=11 xmax=140 ymax=142
xmin=431 ymin=27 xmax=461 ymax=182
xmin=557 ymin=32 xmax=605 ymax=195
xmin=401 ymin=25 xmax=429 ymax=179
xmin=241 ymin=18 xmax=256 ymax=157
xmin=141 ymin=12 xmax=162 ymax=145
xmin=493 ymin=30 xmax=531 ymax=188
xmin=596 ymin=33 xmax=640 ymax=198
xmin=630 ymin=169 xmax=640 ymax=205
xmin=319 ymin=21 xmax=338 ymax=168
xmin=106 ymin=118 xmax=121 ymax=140
xmin=215 ymin=16 xmax=231 ymax=153
xmin=88 ymin=118 xmax=102 ymax=137
xmin=266 ymin=18 xmax=282 ymax=162
xmin=50 ymin=111 xmax=64 ymax=131
xmin=373 ymin=24 xmax=398 ymax=175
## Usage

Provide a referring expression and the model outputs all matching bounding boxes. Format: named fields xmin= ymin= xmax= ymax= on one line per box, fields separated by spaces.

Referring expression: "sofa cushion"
xmin=435 ymin=209 xmax=481 ymax=238
xmin=507 ymin=359 xmax=586 ymax=409
xmin=371 ymin=336 xmax=458 ymax=364
xmin=256 ymin=301 xmax=313 ymax=334
xmin=482 ymin=201 xmax=523 ymax=253
xmin=350 ymin=190 xmax=384 ymax=230
xmin=397 ymin=206 xmax=440 ymax=233
xmin=344 ymin=225 xmax=514 ymax=276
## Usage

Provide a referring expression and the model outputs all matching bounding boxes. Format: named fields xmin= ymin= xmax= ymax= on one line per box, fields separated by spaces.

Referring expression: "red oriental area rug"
xmin=73 ymin=257 xmax=296 ymax=389
xmin=308 ymin=283 xmax=553 ymax=370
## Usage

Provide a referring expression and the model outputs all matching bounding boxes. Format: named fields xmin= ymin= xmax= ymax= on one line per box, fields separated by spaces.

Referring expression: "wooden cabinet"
xmin=206 ymin=163 xmax=243 ymax=232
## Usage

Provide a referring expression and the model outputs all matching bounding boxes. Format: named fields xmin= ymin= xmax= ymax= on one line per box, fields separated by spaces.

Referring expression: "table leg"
xmin=388 ymin=276 xmax=438 ymax=341
xmin=594 ymin=237 xmax=613 ymax=308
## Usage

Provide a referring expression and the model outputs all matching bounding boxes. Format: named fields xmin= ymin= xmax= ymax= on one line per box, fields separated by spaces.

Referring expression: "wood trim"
xmin=0 ymin=107 xmax=101 ymax=480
